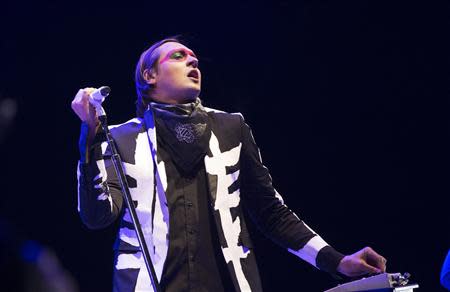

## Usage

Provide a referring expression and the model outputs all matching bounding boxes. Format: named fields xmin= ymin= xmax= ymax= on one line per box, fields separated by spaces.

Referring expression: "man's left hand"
xmin=337 ymin=246 xmax=387 ymax=277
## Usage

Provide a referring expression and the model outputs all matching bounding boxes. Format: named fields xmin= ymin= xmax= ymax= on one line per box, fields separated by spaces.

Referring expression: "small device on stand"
xmin=324 ymin=273 xmax=419 ymax=292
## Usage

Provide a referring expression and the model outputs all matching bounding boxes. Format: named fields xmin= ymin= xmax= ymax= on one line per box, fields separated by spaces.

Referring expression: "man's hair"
xmin=134 ymin=36 xmax=183 ymax=117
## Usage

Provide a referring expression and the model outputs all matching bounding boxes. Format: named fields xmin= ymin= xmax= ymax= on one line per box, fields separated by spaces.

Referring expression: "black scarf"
xmin=150 ymin=98 xmax=211 ymax=176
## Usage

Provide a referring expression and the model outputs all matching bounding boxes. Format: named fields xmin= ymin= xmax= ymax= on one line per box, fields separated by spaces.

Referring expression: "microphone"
xmin=89 ymin=86 xmax=111 ymax=105
xmin=89 ymin=86 xmax=111 ymax=116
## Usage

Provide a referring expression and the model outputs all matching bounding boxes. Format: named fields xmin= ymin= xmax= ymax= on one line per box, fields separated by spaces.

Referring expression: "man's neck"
xmin=151 ymin=93 xmax=198 ymax=105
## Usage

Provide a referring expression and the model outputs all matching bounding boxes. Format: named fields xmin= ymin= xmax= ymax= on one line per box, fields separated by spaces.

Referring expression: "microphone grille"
xmin=99 ymin=86 xmax=111 ymax=97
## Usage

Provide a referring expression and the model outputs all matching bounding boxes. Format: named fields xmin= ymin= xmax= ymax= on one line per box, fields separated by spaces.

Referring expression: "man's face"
xmin=148 ymin=42 xmax=201 ymax=104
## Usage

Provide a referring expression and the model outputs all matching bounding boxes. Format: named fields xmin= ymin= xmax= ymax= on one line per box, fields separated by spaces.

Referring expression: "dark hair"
xmin=135 ymin=36 xmax=183 ymax=117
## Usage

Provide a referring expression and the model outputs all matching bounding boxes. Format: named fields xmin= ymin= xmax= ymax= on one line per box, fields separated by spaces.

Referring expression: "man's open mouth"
xmin=187 ymin=69 xmax=199 ymax=80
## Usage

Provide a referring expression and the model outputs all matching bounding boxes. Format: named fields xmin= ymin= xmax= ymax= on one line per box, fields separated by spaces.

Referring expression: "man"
xmin=72 ymin=37 xmax=387 ymax=291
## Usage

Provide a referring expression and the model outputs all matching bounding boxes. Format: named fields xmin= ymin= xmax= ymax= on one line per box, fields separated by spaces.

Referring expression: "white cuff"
xmin=288 ymin=235 xmax=329 ymax=268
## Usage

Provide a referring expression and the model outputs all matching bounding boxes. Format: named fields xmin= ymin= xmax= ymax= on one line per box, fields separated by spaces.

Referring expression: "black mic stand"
xmin=93 ymin=103 xmax=162 ymax=292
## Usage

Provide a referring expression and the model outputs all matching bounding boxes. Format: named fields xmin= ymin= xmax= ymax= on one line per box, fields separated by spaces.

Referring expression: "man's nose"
xmin=187 ymin=57 xmax=198 ymax=68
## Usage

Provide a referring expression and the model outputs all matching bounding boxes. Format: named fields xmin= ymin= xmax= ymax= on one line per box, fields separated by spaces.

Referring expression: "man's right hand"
xmin=71 ymin=88 xmax=100 ymax=151
xmin=71 ymin=88 xmax=99 ymax=131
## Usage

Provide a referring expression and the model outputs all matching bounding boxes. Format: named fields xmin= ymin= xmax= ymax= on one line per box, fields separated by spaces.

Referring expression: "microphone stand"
xmin=93 ymin=103 xmax=162 ymax=292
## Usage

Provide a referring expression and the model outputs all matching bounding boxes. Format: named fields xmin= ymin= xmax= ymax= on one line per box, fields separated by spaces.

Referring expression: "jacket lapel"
xmin=142 ymin=109 xmax=170 ymax=280
xmin=143 ymin=109 xmax=167 ymax=187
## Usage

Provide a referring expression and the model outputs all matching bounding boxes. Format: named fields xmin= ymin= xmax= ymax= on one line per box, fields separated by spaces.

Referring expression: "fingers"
xmin=347 ymin=255 xmax=382 ymax=277
xmin=376 ymin=255 xmax=387 ymax=273
xmin=361 ymin=260 xmax=382 ymax=274
xmin=71 ymin=88 xmax=92 ymax=111
xmin=84 ymin=87 xmax=96 ymax=95
xmin=363 ymin=247 xmax=387 ymax=272
xmin=71 ymin=87 xmax=99 ymax=125
xmin=363 ymin=246 xmax=382 ymax=258
xmin=72 ymin=88 xmax=94 ymax=104
xmin=338 ymin=247 xmax=387 ymax=278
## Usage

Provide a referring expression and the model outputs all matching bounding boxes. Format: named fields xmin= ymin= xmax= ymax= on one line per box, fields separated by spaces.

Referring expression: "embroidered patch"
xmin=173 ymin=123 xmax=206 ymax=143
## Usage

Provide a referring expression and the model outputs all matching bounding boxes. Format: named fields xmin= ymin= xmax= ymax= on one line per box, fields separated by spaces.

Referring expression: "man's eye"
xmin=170 ymin=51 xmax=186 ymax=60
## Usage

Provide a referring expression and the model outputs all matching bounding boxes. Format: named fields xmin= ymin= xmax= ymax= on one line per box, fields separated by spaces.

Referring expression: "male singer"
xmin=72 ymin=36 xmax=387 ymax=291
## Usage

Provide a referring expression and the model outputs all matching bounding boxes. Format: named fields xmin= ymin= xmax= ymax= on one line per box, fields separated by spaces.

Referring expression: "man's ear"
xmin=143 ymin=68 xmax=157 ymax=85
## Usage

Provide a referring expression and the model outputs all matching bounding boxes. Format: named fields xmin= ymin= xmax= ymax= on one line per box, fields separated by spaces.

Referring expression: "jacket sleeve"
xmin=238 ymin=115 xmax=345 ymax=274
xmin=76 ymin=122 xmax=124 ymax=230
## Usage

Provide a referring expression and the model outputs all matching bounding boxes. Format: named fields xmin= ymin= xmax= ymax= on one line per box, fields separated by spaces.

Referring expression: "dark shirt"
xmin=157 ymin=143 xmax=235 ymax=292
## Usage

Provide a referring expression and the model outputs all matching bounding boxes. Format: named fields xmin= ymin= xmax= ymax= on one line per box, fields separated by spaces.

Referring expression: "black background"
xmin=1 ymin=0 xmax=449 ymax=291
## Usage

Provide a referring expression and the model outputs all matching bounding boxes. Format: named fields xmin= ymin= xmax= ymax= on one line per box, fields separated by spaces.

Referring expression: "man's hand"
xmin=71 ymin=87 xmax=99 ymax=130
xmin=71 ymin=88 xmax=100 ymax=158
xmin=337 ymin=247 xmax=387 ymax=277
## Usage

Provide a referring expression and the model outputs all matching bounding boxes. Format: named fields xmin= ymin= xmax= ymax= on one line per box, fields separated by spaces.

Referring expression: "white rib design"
xmin=205 ymin=132 xmax=252 ymax=291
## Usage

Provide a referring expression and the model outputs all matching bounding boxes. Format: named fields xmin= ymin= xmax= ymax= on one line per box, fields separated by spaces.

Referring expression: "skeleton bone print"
xmin=204 ymin=132 xmax=251 ymax=291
